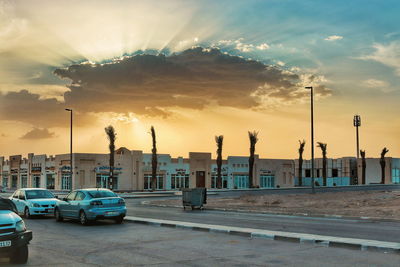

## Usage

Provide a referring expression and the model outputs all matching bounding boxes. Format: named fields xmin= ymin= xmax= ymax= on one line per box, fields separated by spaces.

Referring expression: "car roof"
xmin=78 ymin=188 xmax=112 ymax=191
xmin=19 ymin=188 xmax=48 ymax=191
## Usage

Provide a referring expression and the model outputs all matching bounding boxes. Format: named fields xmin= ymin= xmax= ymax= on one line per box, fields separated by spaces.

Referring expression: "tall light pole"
xmin=353 ymin=115 xmax=361 ymax=159
xmin=65 ymin=109 xmax=73 ymax=190
xmin=305 ymin=86 xmax=315 ymax=194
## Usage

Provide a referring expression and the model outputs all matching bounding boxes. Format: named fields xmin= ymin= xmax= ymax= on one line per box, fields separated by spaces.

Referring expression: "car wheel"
xmin=24 ymin=207 xmax=31 ymax=219
xmin=10 ymin=244 xmax=28 ymax=264
xmin=79 ymin=210 xmax=89 ymax=226
xmin=114 ymin=216 xmax=123 ymax=224
xmin=55 ymin=208 xmax=63 ymax=222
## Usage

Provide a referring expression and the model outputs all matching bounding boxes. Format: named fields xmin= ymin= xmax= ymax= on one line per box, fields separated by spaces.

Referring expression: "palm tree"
xmin=380 ymin=147 xmax=389 ymax=184
xmin=150 ymin=126 xmax=157 ymax=191
xmin=360 ymin=150 xmax=366 ymax=185
xmin=298 ymin=140 xmax=306 ymax=187
xmin=317 ymin=142 xmax=327 ymax=186
xmin=215 ymin=135 xmax=224 ymax=189
xmin=104 ymin=125 xmax=116 ymax=190
xmin=248 ymin=131 xmax=259 ymax=188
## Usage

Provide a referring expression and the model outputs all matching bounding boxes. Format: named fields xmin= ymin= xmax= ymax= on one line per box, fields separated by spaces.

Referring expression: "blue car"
xmin=54 ymin=188 xmax=126 ymax=225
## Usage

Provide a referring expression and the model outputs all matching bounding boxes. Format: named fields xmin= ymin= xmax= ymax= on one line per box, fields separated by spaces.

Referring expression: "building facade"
xmin=0 ymin=148 xmax=295 ymax=191
xmin=2 ymin=148 xmax=397 ymax=191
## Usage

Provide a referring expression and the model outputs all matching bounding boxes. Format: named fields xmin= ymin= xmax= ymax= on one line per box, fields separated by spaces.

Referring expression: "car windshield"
xmin=25 ymin=190 xmax=54 ymax=199
xmin=87 ymin=190 xmax=117 ymax=198
xmin=0 ymin=198 xmax=18 ymax=213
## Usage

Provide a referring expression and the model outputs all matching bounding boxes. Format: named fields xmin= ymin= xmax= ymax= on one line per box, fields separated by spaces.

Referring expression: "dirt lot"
xmin=151 ymin=190 xmax=400 ymax=219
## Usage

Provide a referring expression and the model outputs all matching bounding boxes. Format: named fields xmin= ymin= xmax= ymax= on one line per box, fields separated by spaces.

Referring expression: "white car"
xmin=9 ymin=189 xmax=59 ymax=218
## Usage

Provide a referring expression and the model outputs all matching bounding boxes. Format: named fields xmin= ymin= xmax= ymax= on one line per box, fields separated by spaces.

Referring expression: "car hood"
xmin=0 ymin=210 xmax=21 ymax=223
xmin=27 ymin=198 xmax=59 ymax=204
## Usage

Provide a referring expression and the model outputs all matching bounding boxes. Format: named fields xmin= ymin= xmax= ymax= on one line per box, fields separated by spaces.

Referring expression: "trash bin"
xmin=182 ymin=188 xmax=207 ymax=210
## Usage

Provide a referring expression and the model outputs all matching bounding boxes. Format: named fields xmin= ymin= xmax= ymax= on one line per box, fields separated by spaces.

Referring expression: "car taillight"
xmin=118 ymin=199 xmax=125 ymax=204
xmin=90 ymin=200 xmax=102 ymax=206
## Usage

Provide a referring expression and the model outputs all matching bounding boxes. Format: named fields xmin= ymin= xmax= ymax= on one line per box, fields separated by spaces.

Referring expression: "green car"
xmin=54 ymin=188 xmax=126 ymax=225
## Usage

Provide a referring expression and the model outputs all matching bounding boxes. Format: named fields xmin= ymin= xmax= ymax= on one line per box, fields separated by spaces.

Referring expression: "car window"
xmin=12 ymin=190 xmax=19 ymax=199
xmin=0 ymin=198 xmax=18 ymax=213
xmin=19 ymin=191 xmax=25 ymax=200
xmin=87 ymin=190 xmax=117 ymax=198
xmin=75 ymin=191 xmax=86 ymax=201
xmin=25 ymin=190 xmax=54 ymax=199
xmin=66 ymin=192 xmax=77 ymax=201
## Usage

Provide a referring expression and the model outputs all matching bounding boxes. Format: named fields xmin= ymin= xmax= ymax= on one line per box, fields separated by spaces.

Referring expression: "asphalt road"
xmin=125 ymin=198 xmax=400 ymax=243
xmin=0 ymin=217 xmax=398 ymax=266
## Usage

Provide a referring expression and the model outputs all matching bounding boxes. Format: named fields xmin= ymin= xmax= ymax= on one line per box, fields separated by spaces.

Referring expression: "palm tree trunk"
xmin=215 ymin=135 xmax=224 ymax=189
xmin=298 ymin=158 xmax=303 ymax=186
xmin=322 ymin=156 xmax=327 ymax=186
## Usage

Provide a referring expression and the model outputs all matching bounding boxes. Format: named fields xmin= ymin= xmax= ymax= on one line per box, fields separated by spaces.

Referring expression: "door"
xmin=70 ymin=191 xmax=86 ymax=218
xmin=60 ymin=191 xmax=77 ymax=217
xmin=196 ymin=171 xmax=205 ymax=188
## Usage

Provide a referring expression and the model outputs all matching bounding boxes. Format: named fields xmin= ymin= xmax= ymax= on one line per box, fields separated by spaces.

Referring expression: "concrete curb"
xmin=142 ymin=202 xmax=400 ymax=223
xmin=124 ymin=216 xmax=400 ymax=254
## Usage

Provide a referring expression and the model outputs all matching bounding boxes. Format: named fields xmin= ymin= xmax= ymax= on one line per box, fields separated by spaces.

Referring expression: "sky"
xmin=0 ymin=0 xmax=399 ymax=160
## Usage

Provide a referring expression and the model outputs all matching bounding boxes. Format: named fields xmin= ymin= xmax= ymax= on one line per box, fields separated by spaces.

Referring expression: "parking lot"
xmin=0 ymin=216 xmax=398 ymax=266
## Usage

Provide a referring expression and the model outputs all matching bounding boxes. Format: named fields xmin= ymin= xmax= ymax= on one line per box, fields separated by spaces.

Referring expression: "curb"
xmin=142 ymin=202 xmax=400 ymax=223
xmin=124 ymin=216 xmax=400 ymax=254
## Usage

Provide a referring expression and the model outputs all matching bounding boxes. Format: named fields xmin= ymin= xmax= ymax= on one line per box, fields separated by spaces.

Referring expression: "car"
xmin=9 ymin=188 xmax=59 ymax=218
xmin=54 ymin=188 xmax=127 ymax=225
xmin=0 ymin=197 xmax=32 ymax=264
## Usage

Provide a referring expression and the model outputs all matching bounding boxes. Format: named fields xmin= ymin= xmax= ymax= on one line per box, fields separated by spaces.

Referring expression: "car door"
xmin=17 ymin=190 xmax=27 ymax=214
xmin=60 ymin=191 xmax=77 ymax=218
xmin=70 ymin=191 xmax=86 ymax=219
xmin=10 ymin=190 xmax=20 ymax=213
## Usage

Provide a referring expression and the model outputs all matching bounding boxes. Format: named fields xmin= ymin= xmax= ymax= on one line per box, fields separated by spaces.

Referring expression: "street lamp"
xmin=305 ymin=86 xmax=315 ymax=194
xmin=65 ymin=109 xmax=73 ymax=189
xmin=353 ymin=115 xmax=361 ymax=159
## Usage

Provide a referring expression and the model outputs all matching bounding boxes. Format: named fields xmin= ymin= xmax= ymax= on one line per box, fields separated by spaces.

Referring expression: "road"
xmin=125 ymin=198 xmax=400 ymax=243
xmin=0 ymin=217 xmax=398 ymax=266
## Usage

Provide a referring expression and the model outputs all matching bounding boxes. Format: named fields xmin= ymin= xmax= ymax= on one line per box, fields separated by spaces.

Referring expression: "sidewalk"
xmin=125 ymin=216 xmax=400 ymax=254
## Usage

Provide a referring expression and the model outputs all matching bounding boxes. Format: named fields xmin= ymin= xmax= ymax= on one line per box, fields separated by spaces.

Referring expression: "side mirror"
xmin=55 ymin=195 xmax=59 ymax=199
xmin=62 ymin=197 xmax=68 ymax=201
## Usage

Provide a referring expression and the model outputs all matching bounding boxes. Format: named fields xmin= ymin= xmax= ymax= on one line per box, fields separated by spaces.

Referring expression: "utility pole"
xmin=65 ymin=109 xmax=73 ymax=190
xmin=305 ymin=86 xmax=315 ymax=194
xmin=354 ymin=115 xmax=361 ymax=159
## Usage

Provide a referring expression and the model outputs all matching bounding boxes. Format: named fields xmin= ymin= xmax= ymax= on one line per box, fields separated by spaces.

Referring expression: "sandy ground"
xmin=151 ymin=190 xmax=400 ymax=219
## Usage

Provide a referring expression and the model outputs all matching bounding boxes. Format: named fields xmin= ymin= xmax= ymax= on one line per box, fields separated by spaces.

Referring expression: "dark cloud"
xmin=1 ymin=47 xmax=331 ymax=128
xmin=54 ymin=47 xmax=330 ymax=114
xmin=20 ymin=128 xmax=55 ymax=139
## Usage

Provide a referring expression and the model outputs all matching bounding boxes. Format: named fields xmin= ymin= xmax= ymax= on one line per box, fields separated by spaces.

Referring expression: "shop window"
xmin=332 ymin=169 xmax=338 ymax=177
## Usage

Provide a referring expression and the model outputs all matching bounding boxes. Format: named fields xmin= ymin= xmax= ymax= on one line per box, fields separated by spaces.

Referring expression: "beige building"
xmin=357 ymin=157 xmax=400 ymax=184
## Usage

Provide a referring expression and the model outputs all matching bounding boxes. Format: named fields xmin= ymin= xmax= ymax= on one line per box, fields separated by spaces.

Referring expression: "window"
xmin=171 ymin=174 xmax=189 ymax=189
xmin=61 ymin=174 xmax=72 ymax=190
xmin=19 ymin=191 xmax=25 ymax=200
xmin=21 ymin=175 xmax=28 ymax=188
xmin=305 ymin=169 xmax=311 ymax=177
xmin=75 ymin=191 xmax=86 ymax=200
xmin=12 ymin=190 xmax=20 ymax=199
xmin=211 ymin=174 xmax=228 ymax=188
xmin=144 ymin=174 xmax=164 ymax=190
xmin=26 ymin=190 xmax=54 ymax=199
xmin=316 ymin=169 xmax=320 ymax=177
xmin=46 ymin=174 xmax=55 ymax=189
xmin=260 ymin=175 xmax=275 ymax=188
xmin=332 ymin=169 xmax=338 ymax=177
xmin=87 ymin=190 xmax=116 ymax=198
xmin=66 ymin=192 xmax=77 ymax=201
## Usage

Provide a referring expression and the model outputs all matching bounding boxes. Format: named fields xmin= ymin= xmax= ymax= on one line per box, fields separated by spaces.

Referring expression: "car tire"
xmin=79 ymin=210 xmax=89 ymax=226
xmin=24 ymin=207 xmax=31 ymax=219
xmin=114 ymin=216 xmax=123 ymax=224
xmin=55 ymin=208 xmax=63 ymax=222
xmin=10 ymin=244 xmax=28 ymax=264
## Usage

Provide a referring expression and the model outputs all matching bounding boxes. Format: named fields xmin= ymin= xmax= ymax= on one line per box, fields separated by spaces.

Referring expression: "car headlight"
xmin=15 ymin=220 xmax=26 ymax=232
xmin=31 ymin=203 xmax=40 ymax=208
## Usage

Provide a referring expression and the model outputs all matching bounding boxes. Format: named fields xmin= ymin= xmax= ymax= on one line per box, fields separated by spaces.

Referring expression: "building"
xmin=0 ymin=148 xmax=295 ymax=191
xmin=294 ymin=157 xmax=358 ymax=186
xmin=357 ymin=157 xmax=400 ymax=184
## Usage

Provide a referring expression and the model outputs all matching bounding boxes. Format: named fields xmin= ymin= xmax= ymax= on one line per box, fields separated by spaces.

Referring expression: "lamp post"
xmin=353 ymin=115 xmax=361 ymax=159
xmin=305 ymin=86 xmax=315 ymax=194
xmin=65 ymin=109 xmax=73 ymax=190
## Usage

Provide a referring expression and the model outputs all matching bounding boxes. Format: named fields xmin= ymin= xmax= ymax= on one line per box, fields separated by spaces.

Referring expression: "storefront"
xmin=144 ymin=174 xmax=164 ymax=190
xmin=233 ymin=174 xmax=249 ymax=189
xmin=95 ymin=166 xmax=121 ymax=190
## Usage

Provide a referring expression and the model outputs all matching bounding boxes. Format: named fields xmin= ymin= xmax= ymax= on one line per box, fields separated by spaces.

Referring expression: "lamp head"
xmin=65 ymin=108 xmax=72 ymax=111
xmin=305 ymin=86 xmax=313 ymax=90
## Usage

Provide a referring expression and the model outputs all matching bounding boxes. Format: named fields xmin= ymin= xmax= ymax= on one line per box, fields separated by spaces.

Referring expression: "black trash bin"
xmin=182 ymin=188 xmax=207 ymax=210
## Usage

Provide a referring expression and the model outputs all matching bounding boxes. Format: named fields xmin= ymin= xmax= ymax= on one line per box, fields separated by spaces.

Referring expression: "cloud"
xmin=363 ymin=79 xmax=389 ymax=88
xmin=360 ymin=41 xmax=400 ymax=76
xmin=324 ymin=35 xmax=343 ymax=41
xmin=54 ymin=47 xmax=330 ymax=113
xmin=0 ymin=47 xmax=330 ymax=128
xmin=20 ymin=128 xmax=55 ymax=139
xmin=216 ymin=39 xmax=270 ymax=53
